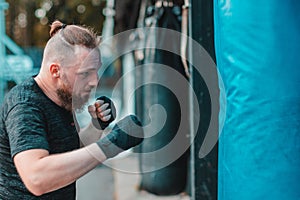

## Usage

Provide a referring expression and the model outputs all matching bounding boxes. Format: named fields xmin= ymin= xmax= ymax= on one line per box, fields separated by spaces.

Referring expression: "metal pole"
xmin=0 ymin=0 xmax=8 ymax=57
xmin=190 ymin=0 xmax=217 ymax=199
xmin=188 ymin=0 xmax=196 ymax=199
xmin=0 ymin=0 xmax=9 ymax=104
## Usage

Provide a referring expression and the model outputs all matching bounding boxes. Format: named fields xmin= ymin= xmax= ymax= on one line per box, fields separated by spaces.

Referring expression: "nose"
xmin=89 ymin=72 xmax=99 ymax=88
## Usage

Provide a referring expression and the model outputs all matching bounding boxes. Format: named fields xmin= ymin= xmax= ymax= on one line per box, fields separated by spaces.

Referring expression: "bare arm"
xmin=13 ymin=144 xmax=106 ymax=196
xmin=78 ymin=122 xmax=103 ymax=146
xmin=12 ymin=98 xmax=114 ymax=196
xmin=14 ymin=115 xmax=143 ymax=197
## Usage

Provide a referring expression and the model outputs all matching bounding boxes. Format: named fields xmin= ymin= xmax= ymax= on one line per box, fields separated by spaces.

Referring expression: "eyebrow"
xmin=80 ymin=63 xmax=101 ymax=70
xmin=76 ymin=60 xmax=101 ymax=72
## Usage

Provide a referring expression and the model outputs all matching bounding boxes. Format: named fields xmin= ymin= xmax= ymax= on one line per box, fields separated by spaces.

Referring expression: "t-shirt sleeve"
xmin=5 ymin=103 xmax=50 ymax=158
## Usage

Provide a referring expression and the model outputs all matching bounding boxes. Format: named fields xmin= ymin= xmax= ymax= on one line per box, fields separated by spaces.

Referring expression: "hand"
xmin=96 ymin=115 xmax=144 ymax=159
xmin=88 ymin=96 xmax=116 ymax=130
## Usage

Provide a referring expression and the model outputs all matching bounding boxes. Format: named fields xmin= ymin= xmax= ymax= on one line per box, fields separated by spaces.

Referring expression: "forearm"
xmin=24 ymin=144 xmax=106 ymax=195
xmin=16 ymin=114 xmax=143 ymax=196
xmin=79 ymin=122 xmax=104 ymax=146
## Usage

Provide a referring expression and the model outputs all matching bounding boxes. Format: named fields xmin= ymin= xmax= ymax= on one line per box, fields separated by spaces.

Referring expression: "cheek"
xmin=74 ymin=80 xmax=87 ymax=91
xmin=72 ymin=85 xmax=82 ymax=96
xmin=62 ymin=73 xmax=75 ymax=89
xmin=73 ymin=83 xmax=90 ymax=99
xmin=73 ymin=76 xmax=85 ymax=89
xmin=69 ymin=76 xmax=77 ymax=87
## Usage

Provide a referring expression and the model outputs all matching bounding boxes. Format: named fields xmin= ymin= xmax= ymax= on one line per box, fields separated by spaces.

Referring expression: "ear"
xmin=49 ymin=63 xmax=61 ymax=78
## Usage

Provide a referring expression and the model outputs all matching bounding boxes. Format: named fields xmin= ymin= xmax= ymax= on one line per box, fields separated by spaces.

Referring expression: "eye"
xmin=81 ymin=72 xmax=89 ymax=77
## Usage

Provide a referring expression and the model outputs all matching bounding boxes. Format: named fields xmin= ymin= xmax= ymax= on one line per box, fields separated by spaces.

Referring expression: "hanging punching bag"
xmin=215 ymin=0 xmax=300 ymax=199
xmin=137 ymin=0 xmax=189 ymax=195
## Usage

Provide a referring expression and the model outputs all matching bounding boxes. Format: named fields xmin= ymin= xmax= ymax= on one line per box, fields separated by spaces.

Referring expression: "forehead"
xmin=75 ymin=47 xmax=102 ymax=70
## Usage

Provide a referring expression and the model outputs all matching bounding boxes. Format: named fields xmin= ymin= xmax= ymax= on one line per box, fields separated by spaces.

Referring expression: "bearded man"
xmin=0 ymin=20 xmax=143 ymax=199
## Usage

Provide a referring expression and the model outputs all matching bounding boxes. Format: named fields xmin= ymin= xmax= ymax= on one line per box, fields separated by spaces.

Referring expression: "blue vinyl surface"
xmin=214 ymin=0 xmax=300 ymax=199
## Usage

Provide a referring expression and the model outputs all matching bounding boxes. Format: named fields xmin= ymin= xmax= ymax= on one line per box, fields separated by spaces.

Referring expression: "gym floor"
xmin=76 ymin=153 xmax=190 ymax=200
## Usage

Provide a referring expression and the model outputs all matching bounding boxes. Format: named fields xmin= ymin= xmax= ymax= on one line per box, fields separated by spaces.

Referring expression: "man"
xmin=0 ymin=20 xmax=143 ymax=199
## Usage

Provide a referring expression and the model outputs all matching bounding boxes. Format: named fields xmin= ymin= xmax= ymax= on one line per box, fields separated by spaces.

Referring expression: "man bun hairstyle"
xmin=49 ymin=20 xmax=100 ymax=49
xmin=49 ymin=20 xmax=67 ymax=37
xmin=41 ymin=20 xmax=101 ymax=69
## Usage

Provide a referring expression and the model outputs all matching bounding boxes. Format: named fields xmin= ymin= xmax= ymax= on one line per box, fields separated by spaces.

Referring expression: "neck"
xmin=34 ymin=74 xmax=70 ymax=111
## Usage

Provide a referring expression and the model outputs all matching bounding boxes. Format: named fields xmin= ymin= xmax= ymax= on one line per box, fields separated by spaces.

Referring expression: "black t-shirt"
xmin=0 ymin=77 xmax=80 ymax=199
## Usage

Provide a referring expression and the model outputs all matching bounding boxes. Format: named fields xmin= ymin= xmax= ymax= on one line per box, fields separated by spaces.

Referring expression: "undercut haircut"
xmin=42 ymin=20 xmax=101 ymax=68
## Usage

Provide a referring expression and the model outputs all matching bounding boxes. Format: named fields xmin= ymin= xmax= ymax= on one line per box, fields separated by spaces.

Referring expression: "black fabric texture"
xmin=96 ymin=115 xmax=144 ymax=158
xmin=0 ymin=77 xmax=79 ymax=199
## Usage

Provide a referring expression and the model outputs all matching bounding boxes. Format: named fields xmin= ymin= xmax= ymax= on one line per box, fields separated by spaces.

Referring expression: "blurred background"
xmin=2 ymin=1 xmax=299 ymax=200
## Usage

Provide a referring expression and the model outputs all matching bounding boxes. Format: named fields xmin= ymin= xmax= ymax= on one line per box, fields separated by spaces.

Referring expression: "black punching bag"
xmin=137 ymin=1 xmax=190 ymax=195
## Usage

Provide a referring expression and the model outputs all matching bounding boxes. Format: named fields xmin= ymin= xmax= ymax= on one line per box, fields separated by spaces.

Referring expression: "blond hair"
xmin=41 ymin=20 xmax=101 ymax=69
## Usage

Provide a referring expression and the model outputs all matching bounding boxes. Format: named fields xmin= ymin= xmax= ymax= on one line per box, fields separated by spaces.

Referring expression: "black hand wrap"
xmin=96 ymin=115 xmax=144 ymax=159
xmin=92 ymin=96 xmax=116 ymax=130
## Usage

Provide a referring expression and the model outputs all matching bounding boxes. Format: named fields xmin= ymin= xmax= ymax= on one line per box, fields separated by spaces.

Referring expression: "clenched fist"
xmin=88 ymin=96 xmax=116 ymax=130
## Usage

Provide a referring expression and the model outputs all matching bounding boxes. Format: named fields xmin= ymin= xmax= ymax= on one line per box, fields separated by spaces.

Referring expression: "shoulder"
xmin=4 ymin=77 xmax=45 ymax=108
xmin=1 ymin=77 xmax=50 ymax=118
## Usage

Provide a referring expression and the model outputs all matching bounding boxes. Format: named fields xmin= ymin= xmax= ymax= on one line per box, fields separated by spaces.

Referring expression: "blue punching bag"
xmin=214 ymin=0 xmax=300 ymax=199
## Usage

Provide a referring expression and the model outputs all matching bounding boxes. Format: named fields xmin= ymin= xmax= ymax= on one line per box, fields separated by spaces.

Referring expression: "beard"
xmin=56 ymin=78 xmax=88 ymax=112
